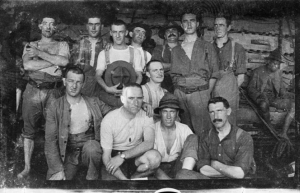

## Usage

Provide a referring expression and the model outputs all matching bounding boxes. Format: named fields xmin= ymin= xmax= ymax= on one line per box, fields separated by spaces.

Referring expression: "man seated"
xmin=176 ymin=97 xmax=256 ymax=179
xmin=96 ymin=20 xmax=143 ymax=107
xmin=142 ymin=60 xmax=167 ymax=109
xmin=45 ymin=66 xmax=113 ymax=180
xmin=150 ymin=93 xmax=193 ymax=179
xmin=101 ymin=83 xmax=161 ymax=180
xmin=247 ymin=49 xmax=295 ymax=139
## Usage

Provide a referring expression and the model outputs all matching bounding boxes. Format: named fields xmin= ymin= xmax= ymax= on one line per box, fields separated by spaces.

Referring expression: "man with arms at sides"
xmin=45 ymin=66 xmax=113 ymax=180
xmin=151 ymin=93 xmax=193 ymax=179
xmin=212 ymin=14 xmax=246 ymax=126
xmin=128 ymin=23 xmax=152 ymax=72
xmin=247 ymin=49 xmax=295 ymax=139
xmin=170 ymin=12 xmax=219 ymax=137
xmin=142 ymin=60 xmax=167 ymax=110
xmin=101 ymin=83 xmax=161 ymax=180
xmin=152 ymin=21 xmax=184 ymax=93
xmin=96 ymin=20 xmax=143 ymax=107
xmin=176 ymin=97 xmax=256 ymax=179
xmin=71 ymin=15 xmax=106 ymax=97
xmin=18 ymin=16 xmax=70 ymax=179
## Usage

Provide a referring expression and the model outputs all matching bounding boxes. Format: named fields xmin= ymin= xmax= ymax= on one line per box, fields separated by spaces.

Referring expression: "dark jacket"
xmin=45 ymin=95 xmax=112 ymax=178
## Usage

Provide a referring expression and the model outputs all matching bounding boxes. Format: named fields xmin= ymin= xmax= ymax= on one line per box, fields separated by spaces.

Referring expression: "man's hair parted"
xmin=145 ymin=60 xmax=163 ymax=72
xmin=122 ymin=82 xmax=142 ymax=96
xmin=208 ymin=97 xmax=230 ymax=109
xmin=64 ymin=65 xmax=85 ymax=81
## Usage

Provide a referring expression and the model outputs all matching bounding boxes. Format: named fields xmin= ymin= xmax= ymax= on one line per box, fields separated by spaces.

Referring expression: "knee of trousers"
xmin=175 ymin=169 xmax=191 ymax=179
xmin=145 ymin=149 xmax=162 ymax=169
xmin=82 ymin=140 xmax=102 ymax=157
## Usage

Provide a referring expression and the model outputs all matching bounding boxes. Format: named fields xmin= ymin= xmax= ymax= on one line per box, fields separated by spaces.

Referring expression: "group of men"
xmin=17 ymin=10 xmax=294 ymax=180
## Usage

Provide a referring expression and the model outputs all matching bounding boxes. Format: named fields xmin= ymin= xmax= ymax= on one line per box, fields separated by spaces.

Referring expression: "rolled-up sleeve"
xmin=196 ymin=137 xmax=211 ymax=170
xmin=234 ymin=133 xmax=256 ymax=175
xmin=180 ymin=134 xmax=199 ymax=162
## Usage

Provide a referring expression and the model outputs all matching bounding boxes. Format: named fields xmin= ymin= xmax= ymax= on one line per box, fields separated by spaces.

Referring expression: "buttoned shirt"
xmin=197 ymin=125 xmax=256 ymax=175
xmin=152 ymin=44 xmax=173 ymax=63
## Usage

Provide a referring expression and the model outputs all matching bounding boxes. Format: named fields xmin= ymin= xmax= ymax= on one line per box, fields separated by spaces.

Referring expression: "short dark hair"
xmin=215 ymin=13 xmax=232 ymax=26
xmin=110 ymin=19 xmax=127 ymax=30
xmin=122 ymin=82 xmax=142 ymax=96
xmin=181 ymin=11 xmax=202 ymax=23
xmin=64 ymin=66 xmax=85 ymax=81
xmin=87 ymin=16 xmax=102 ymax=22
xmin=145 ymin=60 xmax=163 ymax=72
xmin=207 ymin=97 xmax=230 ymax=109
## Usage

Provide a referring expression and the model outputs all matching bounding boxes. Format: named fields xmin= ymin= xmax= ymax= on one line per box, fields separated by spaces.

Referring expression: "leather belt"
xmin=175 ymin=83 xmax=209 ymax=94
xmin=28 ymin=78 xmax=63 ymax=89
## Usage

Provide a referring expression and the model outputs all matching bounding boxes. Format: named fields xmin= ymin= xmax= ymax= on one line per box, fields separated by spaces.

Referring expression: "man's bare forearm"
xmin=211 ymin=160 xmax=245 ymax=179
xmin=23 ymin=59 xmax=53 ymax=71
xmin=200 ymin=165 xmax=223 ymax=177
xmin=123 ymin=141 xmax=153 ymax=160
xmin=38 ymin=50 xmax=68 ymax=67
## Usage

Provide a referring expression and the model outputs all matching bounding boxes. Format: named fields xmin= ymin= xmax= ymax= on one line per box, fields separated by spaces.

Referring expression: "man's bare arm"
xmin=211 ymin=160 xmax=245 ymax=179
xmin=208 ymin=78 xmax=217 ymax=94
xmin=37 ymin=50 xmax=69 ymax=67
xmin=200 ymin=165 xmax=223 ymax=177
xmin=237 ymin=74 xmax=245 ymax=87
xmin=23 ymin=54 xmax=54 ymax=71
xmin=136 ymin=71 xmax=142 ymax=84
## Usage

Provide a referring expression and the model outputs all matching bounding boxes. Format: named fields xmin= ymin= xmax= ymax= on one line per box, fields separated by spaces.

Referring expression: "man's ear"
xmin=125 ymin=30 xmax=129 ymax=36
xmin=63 ymin=78 xmax=66 ymax=86
xmin=86 ymin=24 xmax=89 ymax=31
xmin=101 ymin=24 xmax=104 ymax=31
xmin=227 ymin=24 xmax=231 ymax=32
xmin=38 ymin=24 xmax=43 ymax=30
xmin=196 ymin=21 xmax=200 ymax=28
xmin=129 ymin=31 xmax=133 ymax=38
xmin=120 ymin=95 xmax=125 ymax=104
xmin=110 ymin=30 xmax=113 ymax=36
xmin=146 ymin=71 xmax=150 ymax=78
xmin=226 ymin=107 xmax=232 ymax=116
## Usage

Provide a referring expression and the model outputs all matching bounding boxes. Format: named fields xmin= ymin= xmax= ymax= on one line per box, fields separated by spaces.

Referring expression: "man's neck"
xmin=131 ymin=42 xmax=142 ymax=49
xmin=40 ymin=36 xmax=54 ymax=43
xmin=113 ymin=43 xmax=127 ymax=50
xmin=66 ymin=95 xmax=82 ymax=106
xmin=161 ymin=122 xmax=176 ymax=132
xmin=167 ymin=42 xmax=178 ymax=48
xmin=216 ymin=121 xmax=231 ymax=139
xmin=215 ymin=36 xmax=229 ymax=48
xmin=183 ymin=33 xmax=198 ymax=43
xmin=147 ymin=81 xmax=161 ymax=90
xmin=121 ymin=106 xmax=137 ymax=119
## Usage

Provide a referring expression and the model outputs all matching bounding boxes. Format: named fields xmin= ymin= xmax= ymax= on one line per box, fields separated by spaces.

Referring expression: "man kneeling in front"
xmin=101 ymin=83 xmax=161 ymax=180
xmin=176 ymin=97 xmax=256 ymax=179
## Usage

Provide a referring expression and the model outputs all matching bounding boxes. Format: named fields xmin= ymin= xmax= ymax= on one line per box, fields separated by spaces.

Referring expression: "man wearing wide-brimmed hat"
xmin=247 ymin=48 xmax=295 ymax=139
xmin=152 ymin=21 xmax=184 ymax=93
xmin=128 ymin=23 xmax=152 ymax=71
xmin=149 ymin=93 xmax=192 ymax=179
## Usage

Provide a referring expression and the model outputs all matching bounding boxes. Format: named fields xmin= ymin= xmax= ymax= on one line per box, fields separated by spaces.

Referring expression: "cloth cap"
xmin=154 ymin=93 xmax=184 ymax=114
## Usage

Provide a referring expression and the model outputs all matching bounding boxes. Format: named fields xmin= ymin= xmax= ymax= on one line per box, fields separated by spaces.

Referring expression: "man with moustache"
xmin=45 ymin=66 xmax=112 ymax=180
xmin=170 ymin=12 xmax=219 ymax=136
xmin=18 ymin=16 xmax=70 ymax=179
xmin=176 ymin=97 xmax=256 ymax=179
xmin=71 ymin=16 xmax=106 ymax=97
xmin=142 ymin=60 xmax=167 ymax=110
xmin=151 ymin=93 xmax=193 ymax=179
xmin=152 ymin=21 xmax=184 ymax=93
xmin=101 ymin=83 xmax=161 ymax=180
xmin=247 ymin=49 xmax=295 ymax=139
xmin=96 ymin=20 xmax=143 ymax=107
xmin=212 ymin=14 xmax=246 ymax=126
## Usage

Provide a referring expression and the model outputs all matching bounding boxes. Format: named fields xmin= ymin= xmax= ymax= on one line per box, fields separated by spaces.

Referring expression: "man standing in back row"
xmin=170 ymin=12 xmax=219 ymax=136
xmin=212 ymin=14 xmax=247 ymax=125
xmin=18 ymin=15 xmax=70 ymax=179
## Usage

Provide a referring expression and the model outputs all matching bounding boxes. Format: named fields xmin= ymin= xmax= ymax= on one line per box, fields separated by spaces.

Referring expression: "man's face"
xmin=208 ymin=102 xmax=231 ymax=129
xmin=181 ymin=14 xmax=199 ymax=35
xmin=131 ymin=27 xmax=146 ymax=45
xmin=64 ymin=71 xmax=84 ymax=98
xmin=161 ymin=108 xmax=178 ymax=128
xmin=146 ymin=61 xmax=164 ymax=84
xmin=214 ymin=17 xmax=230 ymax=39
xmin=164 ymin=28 xmax=179 ymax=43
xmin=87 ymin=18 xmax=102 ymax=38
xmin=110 ymin=24 xmax=128 ymax=45
xmin=39 ymin=17 xmax=56 ymax=38
xmin=121 ymin=87 xmax=143 ymax=115
xmin=268 ymin=60 xmax=281 ymax=72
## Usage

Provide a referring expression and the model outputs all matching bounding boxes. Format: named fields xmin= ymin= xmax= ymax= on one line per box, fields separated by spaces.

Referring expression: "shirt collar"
xmin=213 ymin=37 xmax=231 ymax=48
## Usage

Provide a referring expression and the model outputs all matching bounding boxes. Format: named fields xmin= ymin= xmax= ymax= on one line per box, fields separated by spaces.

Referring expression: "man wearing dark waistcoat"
xmin=170 ymin=12 xmax=219 ymax=136
xmin=212 ymin=14 xmax=247 ymax=126
xmin=45 ymin=66 xmax=113 ymax=180
xmin=152 ymin=21 xmax=184 ymax=93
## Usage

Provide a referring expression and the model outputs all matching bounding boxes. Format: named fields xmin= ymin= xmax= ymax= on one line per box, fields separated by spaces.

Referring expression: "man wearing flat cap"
xmin=247 ymin=49 xmax=295 ymax=139
xmin=128 ymin=23 xmax=152 ymax=71
xmin=149 ymin=93 xmax=193 ymax=179
xmin=152 ymin=21 xmax=184 ymax=93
